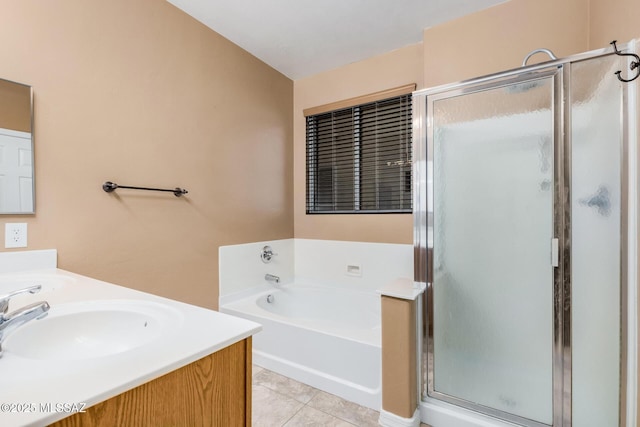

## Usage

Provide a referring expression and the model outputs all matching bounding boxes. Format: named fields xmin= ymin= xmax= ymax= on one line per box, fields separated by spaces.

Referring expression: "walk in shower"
xmin=413 ymin=42 xmax=638 ymax=426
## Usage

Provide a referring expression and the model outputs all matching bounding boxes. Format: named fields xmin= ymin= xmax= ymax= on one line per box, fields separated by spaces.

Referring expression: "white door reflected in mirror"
xmin=0 ymin=129 xmax=32 ymax=213
xmin=0 ymin=77 xmax=34 ymax=214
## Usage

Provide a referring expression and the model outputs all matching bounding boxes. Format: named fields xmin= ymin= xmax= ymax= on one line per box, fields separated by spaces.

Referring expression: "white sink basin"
xmin=4 ymin=300 xmax=182 ymax=361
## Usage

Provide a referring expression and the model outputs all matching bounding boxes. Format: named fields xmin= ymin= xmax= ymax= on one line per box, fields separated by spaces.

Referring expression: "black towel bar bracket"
xmin=611 ymin=40 xmax=640 ymax=83
xmin=102 ymin=181 xmax=188 ymax=197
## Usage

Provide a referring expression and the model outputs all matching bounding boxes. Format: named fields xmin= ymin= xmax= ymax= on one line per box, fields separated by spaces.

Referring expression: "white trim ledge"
xmin=377 ymin=278 xmax=425 ymax=301
xmin=379 ymin=408 xmax=421 ymax=427
xmin=420 ymin=399 xmax=518 ymax=427
xmin=0 ymin=249 xmax=57 ymax=273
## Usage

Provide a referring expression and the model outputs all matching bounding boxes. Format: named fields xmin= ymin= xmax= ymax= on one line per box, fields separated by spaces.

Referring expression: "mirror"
xmin=0 ymin=78 xmax=34 ymax=214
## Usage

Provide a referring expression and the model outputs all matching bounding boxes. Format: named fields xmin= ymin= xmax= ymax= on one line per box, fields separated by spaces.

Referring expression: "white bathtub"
xmin=221 ymin=284 xmax=382 ymax=410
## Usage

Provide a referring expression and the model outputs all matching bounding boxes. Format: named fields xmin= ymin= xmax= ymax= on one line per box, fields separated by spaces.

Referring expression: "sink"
xmin=3 ymin=300 xmax=182 ymax=361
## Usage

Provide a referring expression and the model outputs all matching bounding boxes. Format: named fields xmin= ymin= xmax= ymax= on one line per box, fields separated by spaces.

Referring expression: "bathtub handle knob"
xmin=261 ymin=246 xmax=278 ymax=263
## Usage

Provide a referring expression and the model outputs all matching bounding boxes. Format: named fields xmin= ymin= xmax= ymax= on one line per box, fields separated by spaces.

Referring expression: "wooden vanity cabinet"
xmin=51 ymin=337 xmax=252 ymax=427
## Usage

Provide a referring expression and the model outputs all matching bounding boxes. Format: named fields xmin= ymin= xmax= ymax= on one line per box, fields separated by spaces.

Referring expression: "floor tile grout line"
xmin=305 ymin=402 xmax=361 ymax=426
xmin=253 ymin=383 xmax=306 ymax=406
xmin=253 ymin=371 xmax=321 ymax=405
xmin=300 ymin=402 xmax=360 ymax=427
xmin=307 ymin=390 xmax=381 ymax=426
xmin=252 ymin=384 xmax=304 ymax=427
xmin=254 ymin=380 xmax=320 ymax=405
xmin=279 ymin=404 xmax=304 ymax=427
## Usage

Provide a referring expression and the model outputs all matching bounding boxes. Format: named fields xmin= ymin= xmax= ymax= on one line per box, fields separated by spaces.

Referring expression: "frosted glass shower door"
xmin=571 ymin=55 xmax=623 ymax=427
xmin=430 ymin=73 xmax=557 ymax=425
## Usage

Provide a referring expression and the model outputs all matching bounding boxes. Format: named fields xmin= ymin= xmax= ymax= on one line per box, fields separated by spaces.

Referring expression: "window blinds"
xmin=306 ymin=93 xmax=412 ymax=214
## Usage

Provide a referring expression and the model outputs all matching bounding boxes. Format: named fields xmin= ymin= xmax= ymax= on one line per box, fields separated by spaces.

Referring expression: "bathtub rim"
xmin=221 ymin=282 xmax=382 ymax=347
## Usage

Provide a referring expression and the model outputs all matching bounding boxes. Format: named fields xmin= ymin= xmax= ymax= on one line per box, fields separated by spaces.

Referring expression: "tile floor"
xmin=252 ymin=365 xmax=431 ymax=427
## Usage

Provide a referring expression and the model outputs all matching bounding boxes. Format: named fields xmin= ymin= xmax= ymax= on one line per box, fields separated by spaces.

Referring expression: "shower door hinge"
xmin=551 ymin=238 xmax=559 ymax=267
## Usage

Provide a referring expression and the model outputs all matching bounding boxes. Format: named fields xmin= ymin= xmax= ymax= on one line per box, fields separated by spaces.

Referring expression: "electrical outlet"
xmin=5 ymin=223 xmax=27 ymax=248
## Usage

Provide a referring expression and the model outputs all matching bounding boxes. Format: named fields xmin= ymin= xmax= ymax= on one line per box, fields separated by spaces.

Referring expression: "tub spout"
xmin=265 ymin=274 xmax=280 ymax=285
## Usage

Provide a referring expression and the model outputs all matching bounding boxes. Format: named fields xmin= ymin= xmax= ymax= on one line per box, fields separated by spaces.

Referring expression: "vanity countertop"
xmin=0 ymin=268 xmax=261 ymax=427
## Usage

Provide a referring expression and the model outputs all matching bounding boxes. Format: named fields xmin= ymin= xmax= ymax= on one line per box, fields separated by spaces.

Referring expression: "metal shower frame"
xmin=412 ymin=41 xmax=637 ymax=427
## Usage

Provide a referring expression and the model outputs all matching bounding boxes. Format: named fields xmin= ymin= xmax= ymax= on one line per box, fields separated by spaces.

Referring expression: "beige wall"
xmin=423 ymin=0 xmax=590 ymax=87
xmin=293 ymin=43 xmax=423 ymax=244
xmin=589 ymin=0 xmax=640 ymax=49
xmin=0 ymin=0 xmax=293 ymax=309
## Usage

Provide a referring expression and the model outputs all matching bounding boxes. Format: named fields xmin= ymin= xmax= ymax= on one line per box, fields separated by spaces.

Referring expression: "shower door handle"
xmin=551 ymin=238 xmax=559 ymax=267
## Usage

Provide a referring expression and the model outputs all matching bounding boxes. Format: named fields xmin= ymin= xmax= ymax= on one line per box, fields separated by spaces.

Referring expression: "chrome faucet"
xmin=0 ymin=285 xmax=50 ymax=357
xmin=265 ymin=274 xmax=280 ymax=285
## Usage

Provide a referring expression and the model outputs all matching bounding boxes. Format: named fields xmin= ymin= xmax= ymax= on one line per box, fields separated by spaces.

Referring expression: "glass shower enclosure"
xmin=413 ymin=43 xmax=636 ymax=426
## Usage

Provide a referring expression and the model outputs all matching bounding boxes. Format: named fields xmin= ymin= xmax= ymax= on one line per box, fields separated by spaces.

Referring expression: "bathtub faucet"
xmin=260 ymin=246 xmax=278 ymax=263
xmin=265 ymin=274 xmax=280 ymax=285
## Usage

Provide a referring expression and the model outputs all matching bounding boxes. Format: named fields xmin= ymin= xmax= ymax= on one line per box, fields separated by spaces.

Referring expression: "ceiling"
xmin=167 ymin=0 xmax=506 ymax=80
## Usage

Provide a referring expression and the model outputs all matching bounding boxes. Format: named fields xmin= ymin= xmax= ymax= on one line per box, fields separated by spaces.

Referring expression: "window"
xmin=305 ymin=87 xmax=413 ymax=214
